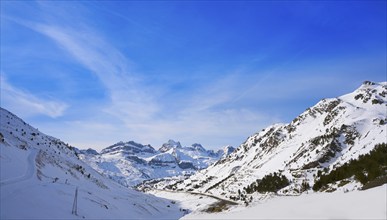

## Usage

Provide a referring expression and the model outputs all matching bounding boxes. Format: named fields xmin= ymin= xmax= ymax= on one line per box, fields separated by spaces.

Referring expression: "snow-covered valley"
xmin=1 ymin=81 xmax=386 ymax=219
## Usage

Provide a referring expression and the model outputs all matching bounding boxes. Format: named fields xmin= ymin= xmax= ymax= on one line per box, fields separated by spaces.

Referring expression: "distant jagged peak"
xmin=167 ymin=139 xmax=182 ymax=148
xmin=101 ymin=140 xmax=156 ymax=154
xmin=159 ymin=139 xmax=182 ymax=153
xmin=189 ymin=143 xmax=206 ymax=152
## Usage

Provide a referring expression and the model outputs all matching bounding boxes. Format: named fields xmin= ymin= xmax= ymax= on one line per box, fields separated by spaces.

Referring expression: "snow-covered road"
xmin=182 ymin=185 xmax=387 ymax=219
xmin=0 ymin=149 xmax=38 ymax=186
xmin=148 ymin=189 xmax=239 ymax=216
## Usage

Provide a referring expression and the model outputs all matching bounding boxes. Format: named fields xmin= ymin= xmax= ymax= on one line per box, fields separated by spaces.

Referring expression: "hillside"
xmin=168 ymin=81 xmax=387 ymax=201
xmin=0 ymin=107 xmax=184 ymax=219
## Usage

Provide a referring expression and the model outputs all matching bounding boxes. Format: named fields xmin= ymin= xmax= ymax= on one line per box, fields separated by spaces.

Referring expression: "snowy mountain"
xmin=159 ymin=139 xmax=183 ymax=152
xmin=0 ymin=107 xmax=185 ymax=219
xmin=170 ymin=81 xmax=387 ymax=200
xmin=79 ymin=140 xmax=234 ymax=187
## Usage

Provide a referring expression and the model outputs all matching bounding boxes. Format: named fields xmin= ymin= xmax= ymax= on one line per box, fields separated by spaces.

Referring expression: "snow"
xmin=0 ymin=149 xmax=37 ymax=186
xmin=1 ymin=144 xmax=34 ymax=181
xmin=183 ymin=185 xmax=387 ymax=219
xmin=147 ymin=151 xmax=177 ymax=163
xmin=149 ymin=190 xmax=219 ymax=214
xmin=0 ymin=107 xmax=185 ymax=219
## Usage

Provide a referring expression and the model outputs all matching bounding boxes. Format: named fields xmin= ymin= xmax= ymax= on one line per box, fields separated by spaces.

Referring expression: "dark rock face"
xmin=178 ymin=161 xmax=196 ymax=170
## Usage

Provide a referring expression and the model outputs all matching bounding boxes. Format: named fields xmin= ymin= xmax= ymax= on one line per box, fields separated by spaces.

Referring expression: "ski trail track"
xmin=0 ymin=149 xmax=38 ymax=186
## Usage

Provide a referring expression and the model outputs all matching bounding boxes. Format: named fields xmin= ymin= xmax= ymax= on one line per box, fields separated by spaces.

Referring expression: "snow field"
xmin=182 ymin=185 xmax=387 ymax=219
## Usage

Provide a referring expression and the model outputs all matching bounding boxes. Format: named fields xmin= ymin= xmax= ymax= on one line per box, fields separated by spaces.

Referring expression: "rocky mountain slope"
xmin=169 ymin=81 xmax=386 ymax=201
xmin=0 ymin=107 xmax=184 ymax=219
xmin=79 ymin=139 xmax=235 ymax=187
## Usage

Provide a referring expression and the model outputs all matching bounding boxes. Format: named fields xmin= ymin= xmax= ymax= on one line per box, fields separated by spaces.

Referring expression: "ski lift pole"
xmin=72 ymin=187 xmax=78 ymax=215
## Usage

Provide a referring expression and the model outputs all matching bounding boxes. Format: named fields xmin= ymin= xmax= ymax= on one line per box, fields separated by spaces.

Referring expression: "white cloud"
xmin=32 ymin=24 xmax=159 ymax=122
xmin=0 ymin=75 xmax=68 ymax=118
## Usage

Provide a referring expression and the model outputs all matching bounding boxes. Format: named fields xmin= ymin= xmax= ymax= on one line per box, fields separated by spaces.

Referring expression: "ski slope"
xmin=0 ymin=107 xmax=185 ymax=219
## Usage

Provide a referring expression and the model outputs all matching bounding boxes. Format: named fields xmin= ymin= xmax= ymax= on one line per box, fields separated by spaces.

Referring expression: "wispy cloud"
xmin=6 ymin=17 xmax=279 ymax=149
xmin=31 ymin=23 xmax=159 ymax=121
xmin=2 ymin=1 xmax=385 ymax=151
xmin=0 ymin=75 xmax=68 ymax=118
xmin=4 ymin=2 xmax=352 ymax=150
xmin=1 ymin=14 xmax=349 ymax=149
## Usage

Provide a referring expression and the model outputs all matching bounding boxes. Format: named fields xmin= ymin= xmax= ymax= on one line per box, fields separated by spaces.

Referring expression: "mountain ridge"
xmin=157 ymin=81 xmax=386 ymax=202
xmin=79 ymin=139 xmax=235 ymax=187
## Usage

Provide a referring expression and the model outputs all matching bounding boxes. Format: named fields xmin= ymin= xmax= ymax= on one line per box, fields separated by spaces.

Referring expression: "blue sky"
xmin=1 ymin=1 xmax=386 ymax=151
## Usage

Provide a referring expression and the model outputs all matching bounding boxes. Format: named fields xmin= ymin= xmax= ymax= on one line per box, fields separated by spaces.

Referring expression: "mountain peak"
xmin=339 ymin=81 xmax=386 ymax=106
xmin=81 ymin=138 xmax=226 ymax=186
xmin=362 ymin=80 xmax=376 ymax=86
xmin=159 ymin=139 xmax=182 ymax=152
xmin=190 ymin=143 xmax=206 ymax=152
xmin=101 ymin=141 xmax=156 ymax=155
